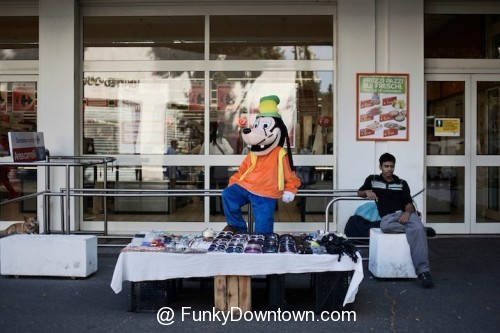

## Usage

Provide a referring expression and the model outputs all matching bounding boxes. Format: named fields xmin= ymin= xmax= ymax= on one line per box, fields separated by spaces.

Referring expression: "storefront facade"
xmin=0 ymin=0 xmax=499 ymax=235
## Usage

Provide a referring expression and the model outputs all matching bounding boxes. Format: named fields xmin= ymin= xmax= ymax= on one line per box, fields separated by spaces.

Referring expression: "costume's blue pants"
xmin=222 ymin=184 xmax=277 ymax=234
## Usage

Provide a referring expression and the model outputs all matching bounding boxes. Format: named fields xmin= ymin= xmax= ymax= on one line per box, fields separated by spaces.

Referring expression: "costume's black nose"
xmin=242 ymin=128 xmax=251 ymax=134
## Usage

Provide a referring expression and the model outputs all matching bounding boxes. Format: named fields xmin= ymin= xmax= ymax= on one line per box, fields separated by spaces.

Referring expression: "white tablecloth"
xmin=110 ymin=251 xmax=364 ymax=306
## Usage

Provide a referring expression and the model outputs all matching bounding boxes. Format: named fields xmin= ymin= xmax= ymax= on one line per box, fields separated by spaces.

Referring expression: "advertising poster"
xmin=188 ymin=82 xmax=204 ymax=111
xmin=217 ymin=83 xmax=235 ymax=113
xmin=0 ymin=83 xmax=7 ymax=112
xmin=357 ymin=73 xmax=409 ymax=141
xmin=13 ymin=82 xmax=36 ymax=112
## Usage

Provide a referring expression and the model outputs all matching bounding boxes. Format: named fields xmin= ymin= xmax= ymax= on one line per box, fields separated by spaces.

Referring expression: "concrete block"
xmin=369 ymin=228 xmax=417 ymax=278
xmin=0 ymin=234 xmax=97 ymax=278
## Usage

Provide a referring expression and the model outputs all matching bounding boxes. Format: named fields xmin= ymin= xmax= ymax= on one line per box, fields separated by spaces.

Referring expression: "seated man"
xmin=357 ymin=153 xmax=434 ymax=288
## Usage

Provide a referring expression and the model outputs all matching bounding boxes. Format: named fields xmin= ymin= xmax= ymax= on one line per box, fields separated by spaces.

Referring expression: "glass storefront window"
xmin=426 ymin=81 xmax=465 ymax=155
xmin=426 ymin=166 xmax=464 ymax=223
xmin=82 ymin=13 xmax=335 ymax=226
xmin=0 ymin=17 xmax=38 ymax=60
xmin=209 ymin=70 xmax=333 ymax=155
xmin=425 ymin=14 xmax=500 ymax=59
xmin=0 ymin=81 xmax=38 ymax=218
xmin=83 ymin=16 xmax=204 ymax=61
xmin=477 ymin=81 xmax=500 ymax=155
xmin=293 ymin=165 xmax=333 ymax=223
xmin=477 ymin=166 xmax=500 ymax=223
xmin=83 ymin=165 xmax=204 ymax=223
xmin=210 ymin=15 xmax=333 ymax=60
xmin=83 ymin=71 xmax=204 ymax=155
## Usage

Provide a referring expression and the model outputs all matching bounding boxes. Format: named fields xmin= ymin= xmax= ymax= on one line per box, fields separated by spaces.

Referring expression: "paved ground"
xmin=0 ymin=236 xmax=499 ymax=333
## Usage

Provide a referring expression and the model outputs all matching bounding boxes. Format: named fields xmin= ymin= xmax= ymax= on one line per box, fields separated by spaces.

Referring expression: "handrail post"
xmin=103 ymin=158 xmax=109 ymax=236
xmin=60 ymin=194 xmax=65 ymax=234
xmin=44 ymin=149 xmax=51 ymax=234
xmin=324 ymin=196 xmax=369 ymax=233
xmin=65 ymin=164 xmax=71 ymax=234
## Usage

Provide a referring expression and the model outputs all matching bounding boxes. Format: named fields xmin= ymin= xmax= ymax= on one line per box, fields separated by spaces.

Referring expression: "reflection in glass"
xmin=425 ymin=14 xmax=500 ymax=59
xmin=200 ymin=122 xmax=235 ymax=155
xmin=0 ymin=16 xmax=38 ymax=60
xmin=209 ymin=71 xmax=333 ymax=155
xmin=208 ymin=166 xmax=233 ymax=218
xmin=83 ymin=71 xmax=204 ymax=155
xmin=426 ymin=81 xmax=465 ymax=155
xmin=210 ymin=15 xmax=333 ymax=60
xmin=477 ymin=82 xmax=500 ymax=155
xmin=0 ymin=81 xmax=38 ymax=220
xmin=0 ymin=167 xmax=37 ymax=220
xmin=293 ymin=166 xmax=333 ymax=223
xmin=477 ymin=167 xmax=500 ymax=223
xmin=83 ymin=16 xmax=204 ymax=61
xmin=82 ymin=165 xmax=204 ymax=223
xmin=426 ymin=166 xmax=464 ymax=223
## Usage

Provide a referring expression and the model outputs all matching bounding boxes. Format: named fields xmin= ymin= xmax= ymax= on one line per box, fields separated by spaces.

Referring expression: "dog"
xmin=0 ymin=216 xmax=39 ymax=236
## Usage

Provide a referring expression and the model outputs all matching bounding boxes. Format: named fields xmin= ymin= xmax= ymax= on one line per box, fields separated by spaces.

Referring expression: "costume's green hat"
xmin=258 ymin=95 xmax=281 ymax=118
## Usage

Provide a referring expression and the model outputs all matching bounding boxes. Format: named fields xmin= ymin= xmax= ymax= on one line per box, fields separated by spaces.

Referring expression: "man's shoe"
xmin=425 ymin=227 xmax=436 ymax=238
xmin=418 ymin=272 xmax=434 ymax=288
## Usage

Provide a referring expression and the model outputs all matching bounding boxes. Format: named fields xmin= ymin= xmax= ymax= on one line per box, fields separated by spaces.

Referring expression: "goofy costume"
xmin=222 ymin=95 xmax=301 ymax=234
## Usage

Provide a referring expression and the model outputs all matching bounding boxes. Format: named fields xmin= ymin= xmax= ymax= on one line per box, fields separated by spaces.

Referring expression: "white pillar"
xmin=38 ymin=0 xmax=78 ymax=233
xmin=337 ymin=0 xmax=425 ymax=230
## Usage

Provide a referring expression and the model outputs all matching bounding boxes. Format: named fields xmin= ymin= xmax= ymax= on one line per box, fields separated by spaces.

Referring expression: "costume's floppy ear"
xmin=284 ymin=130 xmax=295 ymax=172
xmin=272 ymin=116 xmax=295 ymax=172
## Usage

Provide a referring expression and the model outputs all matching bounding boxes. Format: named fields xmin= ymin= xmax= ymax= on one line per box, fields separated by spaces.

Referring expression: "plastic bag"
xmin=354 ymin=201 xmax=381 ymax=222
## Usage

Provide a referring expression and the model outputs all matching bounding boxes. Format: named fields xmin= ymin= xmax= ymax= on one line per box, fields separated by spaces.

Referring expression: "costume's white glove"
xmin=282 ymin=191 xmax=295 ymax=203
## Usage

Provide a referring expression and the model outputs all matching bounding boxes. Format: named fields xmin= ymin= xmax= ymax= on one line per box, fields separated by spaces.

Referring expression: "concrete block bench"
xmin=368 ymin=228 xmax=417 ymax=278
xmin=0 ymin=234 xmax=97 ymax=278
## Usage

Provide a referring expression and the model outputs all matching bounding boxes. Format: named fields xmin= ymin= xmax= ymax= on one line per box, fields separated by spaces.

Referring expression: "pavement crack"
xmin=107 ymin=313 xmax=134 ymax=333
xmin=383 ymin=285 xmax=397 ymax=333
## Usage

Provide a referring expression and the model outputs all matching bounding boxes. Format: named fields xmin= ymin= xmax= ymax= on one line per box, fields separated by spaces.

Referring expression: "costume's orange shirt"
xmin=229 ymin=147 xmax=301 ymax=199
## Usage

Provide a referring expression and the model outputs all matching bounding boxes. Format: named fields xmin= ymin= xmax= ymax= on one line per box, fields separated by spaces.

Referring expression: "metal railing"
xmin=2 ymin=153 xmax=373 ymax=237
xmin=58 ymin=187 xmax=363 ymax=235
xmin=324 ymin=196 xmax=370 ymax=232
xmin=1 ymin=153 xmax=116 ymax=234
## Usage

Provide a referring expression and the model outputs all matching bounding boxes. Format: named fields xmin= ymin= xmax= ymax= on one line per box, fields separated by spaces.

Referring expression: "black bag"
xmin=319 ymin=233 xmax=358 ymax=263
xmin=344 ymin=215 xmax=381 ymax=245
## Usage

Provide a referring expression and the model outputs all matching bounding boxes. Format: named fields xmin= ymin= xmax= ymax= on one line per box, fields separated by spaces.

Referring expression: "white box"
xmin=369 ymin=228 xmax=417 ymax=278
xmin=0 ymin=234 xmax=97 ymax=278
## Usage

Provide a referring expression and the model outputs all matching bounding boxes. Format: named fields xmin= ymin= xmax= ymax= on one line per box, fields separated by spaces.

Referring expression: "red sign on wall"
xmin=13 ymin=83 xmax=36 ymax=112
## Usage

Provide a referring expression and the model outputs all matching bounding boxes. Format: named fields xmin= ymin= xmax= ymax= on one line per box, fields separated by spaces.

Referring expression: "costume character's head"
xmin=242 ymin=95 xmax=295 ymax=170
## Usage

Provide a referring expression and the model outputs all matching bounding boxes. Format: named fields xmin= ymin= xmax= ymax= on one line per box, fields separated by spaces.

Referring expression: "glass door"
xmin=425 ymin=74 xmax=500 ymax=234
xmin=0 ymin=75 xmax=39 ymax=221
xmin=472 ymin=75 xmax=500 ymax=233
